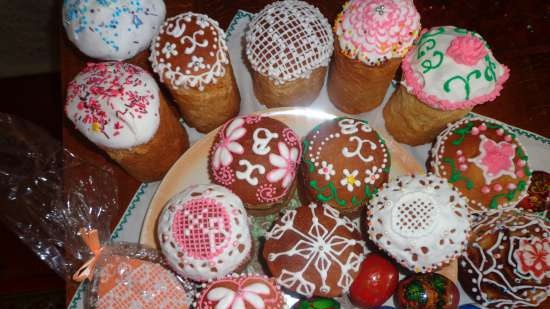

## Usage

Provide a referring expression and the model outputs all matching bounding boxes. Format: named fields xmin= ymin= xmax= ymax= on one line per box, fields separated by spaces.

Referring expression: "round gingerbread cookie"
xmin=459 ymin=209 xmax=549 ymax=309
xmin=194 ymin=273 xmax=285 ymax=309
xmin=430 ymin=117 xmax=532 ymax=213
xmin=300 ymin=117 xmax=390 ymax=217
xmin=367 ymin=174 xmax=471 ymax=273
xmin=263 ymin=203 xmax=366 ymax=298
xmin=208 ymin=115 xmax=302 ymax=215
xmin=157 ymin=184 xmax=252 ymax=282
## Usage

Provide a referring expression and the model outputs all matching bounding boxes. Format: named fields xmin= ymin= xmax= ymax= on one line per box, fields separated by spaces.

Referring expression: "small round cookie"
xmin=208 ymin=115 xmax=302 ymax=215
xmin=157 ymin=184 xmax=252 ymax=282
xmin=300 ymin=117 xmax=390 ymax=218
xmin=459 ymin=209 xmax=549 ymax=309
xmin=263 ymin=203 xmax=366 ymax=298
xmin=62 ymin=0 xmax=166 ymax=60
xmin=367 ymin=174 xmax=471 ymax=273
xmin=395 ymin=273 xmax=460 ymax=309
xmin=245 ymin=0 xmax=333 ymax=107
xmin=429 ymin=117 xmax=532 ymax=213
xmin=195 ymin=273 xmax=285 ymax=309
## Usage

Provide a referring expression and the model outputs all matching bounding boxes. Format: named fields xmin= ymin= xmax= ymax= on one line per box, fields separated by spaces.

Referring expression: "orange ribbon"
xmin=72 ymin=228 xmax=103 ymax=282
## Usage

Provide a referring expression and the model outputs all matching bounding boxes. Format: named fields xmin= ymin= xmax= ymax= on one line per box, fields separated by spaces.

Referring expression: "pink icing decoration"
xmin=493 ymin=184 xmax=503 ymax=192
xmin=172 ymin=198 xmax=231 ymax=260
xmin=471 ymin=127 xmax=480 ymax=135
xmin=267 ymin=142 xmax=300 ymax=189
xmin=445 ymin=33 xmax=487 ymax=66
xmin=213 ymin=165 xmax=236 ymax=186
xmin=469 ymin=136 xmax=517 ymax=184
xmin=401 ymin=28 xmax=510 ymax=111
xmin=212 ymin=118 xmax=246 ymax=169
xmin=479 ymin=123 xmax=487 ymax=131
xmin=256 ymin=183 xmax=286 ymax=204
xmin=282 ymin=127 xmax=299 ymax=147
xmin=481 ymin=186 xmax=490 ymax=194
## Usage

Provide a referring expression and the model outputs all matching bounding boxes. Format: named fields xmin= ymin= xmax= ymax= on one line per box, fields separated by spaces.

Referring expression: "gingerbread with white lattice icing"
xmin=429 ymin=117 xmax=532 ymax=213
xmin=65 ymin=62 xmax=188 ymax=182
xmin=459 ymin=209 xmax=549 ymax=309
xmin=367 ymin=174 xmax=471 ymax=273
xmin=195 ymin=273 xmax=285 ymax=309
xmin=263 ymin=203 xmax=366 ymax=298
xmin=299 ymin=117 xmax=390 ymax=218
xmin=157 ymin=184 xmax=252 ymax=282
xmin=245 ymin=0 xmax=334 ymax=107
xmin=208 ymin=115 xmax=302 ymax=215
xmin=150 ymin=12 xmax=240 ymax=133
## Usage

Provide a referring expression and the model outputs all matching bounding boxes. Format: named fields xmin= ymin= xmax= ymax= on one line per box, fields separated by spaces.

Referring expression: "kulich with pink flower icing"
xmin=459 ymin=209 xmax=549 ymax=308
xmin=208 ymin=115 xmax=302 ymax=215
xmin=65 ymin=62 xmax=160 ymax=150
xmin=430 ymin=117 xmax=532 ymax=212
xmin=157 ymin=184 xmax=252 ymax=282
xmin=299 ymin=117 xmax=390 ymax=218
xmin=195 ymin=273 xmax=285 ymax=309
xmin=402 ymin=26 xmax=510 ymax=110
xmin=334 ymin=0 xmax=421 ymax=66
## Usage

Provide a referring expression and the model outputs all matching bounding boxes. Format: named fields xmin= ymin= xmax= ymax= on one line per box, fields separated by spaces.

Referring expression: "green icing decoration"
xmin=405 ymin=280 xmax=428 ymax=304
xmin=484 ymin=55 xmax=497 ymax=82
xmin=310 ymin=180 xmax=347 ymax=207
xmin=444 ymin=69 xmax=482 ymax=100
xmin=442 ymin=157 xmax=474 ymax=190
xmin=488 ymin=180 xmax=527 ymax=209
xmin=302 ymin=139 xmax=315 ymax=173
xmin=515 ymin=145 xmax=532 ymax=176
xmin=421 ymin=50 xmax=444 ymax=73
xmin=296 ymin=298 xmax=340 ymax=309
xmin=416 ymin=27 xmax=446 ymax=59
xmin=453 ymin=27 xmax=469 ymax=34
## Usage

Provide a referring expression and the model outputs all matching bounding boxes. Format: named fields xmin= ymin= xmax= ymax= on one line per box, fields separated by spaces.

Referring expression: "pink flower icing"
xmin=335 ymin=0 xmax=421 ymax=65
xmin=446 ymin=33 xmax=487 ymax=66
xmin=212 ymin=118 xmax=246 ymax=169
xmin=469 ymin=135 xmax=517 ymax=184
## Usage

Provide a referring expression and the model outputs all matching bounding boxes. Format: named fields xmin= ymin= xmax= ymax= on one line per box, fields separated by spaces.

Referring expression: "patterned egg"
xmin=395 ymin=273 xmax=459 ymax=309
xmin=293 ymin=297 xmax=341 ymax=309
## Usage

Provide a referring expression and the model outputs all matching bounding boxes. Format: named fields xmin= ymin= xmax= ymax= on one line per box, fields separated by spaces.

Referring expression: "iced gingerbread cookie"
xmin=194 ymin=274 xmax=285 ymax=309
xmin=208 ymin=115 xmax=302 ymax=215
xmin=300 ymin=117 xmax=390 ymax=218
xmin=429 ymin=117 xmax=532 ymax=213
xmin=63 ymin=0 xmax=166 ymax=60
xmin=367 ymin=174 xmax=471 ymax=273
xmin=263 ymin=203 xmax=366 ymax=298
xmin=157 ymin=184 xmax=252 ymax=282
xmin=459 ymin=209 xmax=549 ymax=309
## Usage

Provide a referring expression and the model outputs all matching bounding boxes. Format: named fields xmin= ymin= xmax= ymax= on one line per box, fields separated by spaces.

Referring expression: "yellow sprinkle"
xmin=92 ymin=122 xmax=101 ymax=132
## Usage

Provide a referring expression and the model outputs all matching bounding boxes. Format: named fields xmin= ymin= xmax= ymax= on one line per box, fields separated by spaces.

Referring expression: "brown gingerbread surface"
xmin=263 ymin=203 xmax=366 ymax=298
xmin=430 ymin=117 xmax=531 ymax=213
xmin=299 ymin=117 xmax=390 ymax=217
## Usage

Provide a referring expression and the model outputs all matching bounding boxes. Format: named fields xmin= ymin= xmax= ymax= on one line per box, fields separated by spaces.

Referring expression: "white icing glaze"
xmin=266 ymin=203 xmax=366 ymax=297
xmin=63 ymin=0 xmax=166 ymax=61
xmin=342 ymin=136 xmax=377 ymax=162
xmin=157 ymin=184 xmax=252 ymax=282
xmin=367 ymin=174 xmax=471 ymax=273
xmin=338 ymin=118 xmax=373 ymax=134
xmin=245 ymin=0 xmax=334 ymax=85
xmin=65 ymin=62 xmax=160 ymax=149
xmin=236 ymin=159 xmax=266 ymax=186
xmin=150 ymin=12 xmax=230 ymax=91
xmin=252 ymin=128 xmax=278 ymax=155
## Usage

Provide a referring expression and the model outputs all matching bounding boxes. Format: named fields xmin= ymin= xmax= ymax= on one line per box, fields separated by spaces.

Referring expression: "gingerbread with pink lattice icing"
xmin=429 ymin=117 xmax=532 ymax=213
xmin=195 ymin=273 xmax=285 ymax=309
xmin=459 ymin=209 xmax=549 ymax=309
xmin=157 ymin=184 xmax=252 ymax=282
xmin=208 ymin=115 xmax=302 ymax=215
xmin=367 ymin=174 xmax=471 ymax=273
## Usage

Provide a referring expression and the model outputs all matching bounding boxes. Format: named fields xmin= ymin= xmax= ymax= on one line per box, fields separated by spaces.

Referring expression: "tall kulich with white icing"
xmin=62 ymin=0 xmax=166 ymax=61
xmin=150 ymin=12 xmax=240 ymax=133
xmin=327 ymin=0 xmax=421 ymax=114
xmin=299 ymin=117 xmax=390 ymax=218
xmin=157 ymin=184 xmax=252 ymax=282
xmin=208 ymin=115 xmax=302 ymax=216
xmin=245 ymin=0 xmax=334 ymax=108
xmin=459 ymin=210 xmax=549 ymax=309
xmin=429 ymin=117 xmax=531 ymax=213
xmin=65 ymin=62 xmax=189 ymax=182
xmin=384 ymin=26 xmax=510 ymax=145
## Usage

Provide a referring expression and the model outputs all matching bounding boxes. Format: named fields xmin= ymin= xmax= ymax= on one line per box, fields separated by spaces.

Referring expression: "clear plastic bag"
xmin=0 ymin=113 xmax=195 ymax=308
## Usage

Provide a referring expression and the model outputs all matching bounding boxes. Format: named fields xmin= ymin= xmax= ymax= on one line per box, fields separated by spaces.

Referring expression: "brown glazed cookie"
xmin=459 ymin=209 xmax=549 ymax=309
xmin=300 ymin=117 xmax=390 ymax=218
xmin=263 ymin=203 xmax=366 ymax=298
xmin=430 ymin=117 xmax=532 ymax=213
xmin=208 ymin=115 xmax=301 ymax=215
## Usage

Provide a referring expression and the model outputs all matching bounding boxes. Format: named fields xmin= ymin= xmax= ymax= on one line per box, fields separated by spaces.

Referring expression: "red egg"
xmin=349 ymin=253 xmax=399 ymax=308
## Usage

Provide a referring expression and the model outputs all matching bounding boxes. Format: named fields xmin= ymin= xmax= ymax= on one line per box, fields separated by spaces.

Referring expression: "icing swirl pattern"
xmin=402 ymin=26 xmax=510 ymax=110
xmin=150 ymin=12 xmax=229 ymax=91
xmin=65 ymin=62 xmax=160 ymax=149
xmin=63 ymin=0 xmax=166 ymax=61
xmin=334 ymin=0 xmax=421 ymax=66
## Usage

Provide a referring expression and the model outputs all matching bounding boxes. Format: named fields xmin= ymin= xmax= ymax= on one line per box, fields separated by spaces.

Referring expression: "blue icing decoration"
xmin=133 ymin=15 xmax=143 ymax=28
xmin=459 ymin=305 xmax=483 ymax=309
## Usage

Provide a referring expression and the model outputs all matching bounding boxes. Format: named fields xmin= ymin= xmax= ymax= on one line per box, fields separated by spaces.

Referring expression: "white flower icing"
xmin=245 ymin=0 xmax=334 ymax=85
xmin=62 ymin=0 xmax=166 ymax=61
xmin=367 ymin=174 xmax=471 ymax=273
xmin=65 ymin=62 xmax=160 ymax=149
